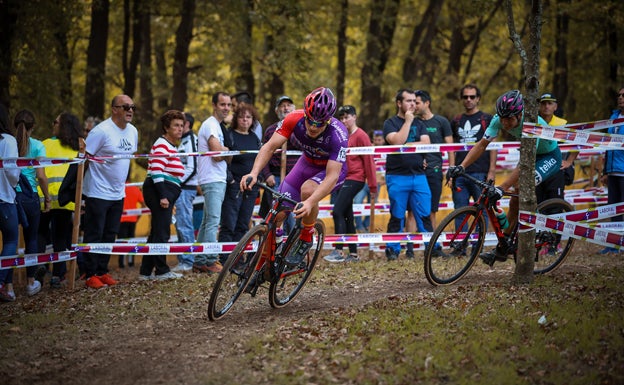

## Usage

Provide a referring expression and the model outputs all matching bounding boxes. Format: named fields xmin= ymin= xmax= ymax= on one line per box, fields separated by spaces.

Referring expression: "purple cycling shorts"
xmin=278 ymin=156 xmax=346 ymax=207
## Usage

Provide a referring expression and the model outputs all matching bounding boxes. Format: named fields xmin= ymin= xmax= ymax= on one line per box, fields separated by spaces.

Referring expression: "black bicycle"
xmin=207 ymin=181 xmax=325 ymax=321
xmin=423 ymin=173 xmax=575 ymax=286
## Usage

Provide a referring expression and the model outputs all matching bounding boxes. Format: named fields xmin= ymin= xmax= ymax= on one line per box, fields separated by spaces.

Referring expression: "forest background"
xmin=0 ymin=0 xmax=622 ymax=156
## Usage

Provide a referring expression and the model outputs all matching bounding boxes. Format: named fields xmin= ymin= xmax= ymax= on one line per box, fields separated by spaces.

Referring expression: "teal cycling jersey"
xmin=484 ymin=113 xmax=558 ymax=155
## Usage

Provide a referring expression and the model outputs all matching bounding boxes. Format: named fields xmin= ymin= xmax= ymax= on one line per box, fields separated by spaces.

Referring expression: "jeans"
xmin=385 ymin=174 xmax=431 ymax=254
xmin=16 ymin=192 xmax=42 ymax=279
xmin=452 ymin=172 xmax=488 ymax=231
xmin=332 ymin=180 xmax=364 ymax=254
xmin=174 ymin=188 xmax=197 ymax=266
xmin=219 ymin=182 xmax=258 ymax=243
xmin=82 ymin=197 xmax=124 ymax=278
xmin=196 ymin=181 xmax=226 ymax=265
xmin=0 ymin=202 xmax=18 ymax=285
xmin=353 ymin=184 xmax=370 ymax=231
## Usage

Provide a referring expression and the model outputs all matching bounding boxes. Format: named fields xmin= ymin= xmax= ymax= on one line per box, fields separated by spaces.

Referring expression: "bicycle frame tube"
xmin=255 ymin=194 xmax=289 ymax=273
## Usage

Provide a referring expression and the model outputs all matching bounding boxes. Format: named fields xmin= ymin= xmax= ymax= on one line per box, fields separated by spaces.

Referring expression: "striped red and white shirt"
xmin=147 ymin=137 xmax=185 ymax=186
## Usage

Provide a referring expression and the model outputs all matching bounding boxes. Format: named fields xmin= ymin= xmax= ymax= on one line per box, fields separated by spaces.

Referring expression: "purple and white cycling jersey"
xmin=274 ymin=110 xmax=348 ymax=203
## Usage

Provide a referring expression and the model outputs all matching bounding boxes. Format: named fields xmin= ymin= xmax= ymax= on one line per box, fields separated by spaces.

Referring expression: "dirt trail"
xmin=1 ymin=243 xmax=618 ymax=385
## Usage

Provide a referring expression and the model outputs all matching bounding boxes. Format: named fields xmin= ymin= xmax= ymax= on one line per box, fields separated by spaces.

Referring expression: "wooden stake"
xmin=68 ymin=138 xmax=86 ymax=290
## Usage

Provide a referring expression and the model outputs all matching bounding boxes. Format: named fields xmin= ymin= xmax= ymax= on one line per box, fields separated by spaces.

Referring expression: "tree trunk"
xmin=461 ymin=0 xmax=503 ymax=83
xmin=552 ymin=0 xmax=569 ymax=109
xmin=262 ymin=34 xmax=284 ymax=125
xmin=360 ymin=0 xmax=399 ymax=134
xmin=402 ymin=0 xmax=444 ymax=88
xmin=335 ymin=0 xmax=348 ymax=107
xmin=138 ymin=8 xmax=154 ymax=157
xmin=504 ymin=0 xmax=543 ymax=284
xmin=0 ymin=0 xmax=18 ymax=108
xmin=257 ymin=1 xmax=302 ymax=125
xmin=171 ymin=0 xmax=196 ymax=111
xmin=54 ymin=25 xmax=73 ymax=107
xmin=122 ymin=0 xmax=144 ymax=98
xmin=606 ymin=0 xmax=619 ymax=102
xmin=234 ymin=0 xmax=255 ymax=97
xmin=155 ymin=41 xmax=168 ymax=111
xmin=84 ymin=0 xmax=109 ymax=119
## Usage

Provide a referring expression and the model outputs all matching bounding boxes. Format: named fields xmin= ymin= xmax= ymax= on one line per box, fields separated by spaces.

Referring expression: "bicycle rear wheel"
xmin=269 ymin=220 xmax=324 ymax=308
xmin=207 ymin=224 xmax=267 ymax=321
xmin=424 ymin=206 xmax=486 ymax=286
xmin=533 ymin=198 xmax=575 ymax=274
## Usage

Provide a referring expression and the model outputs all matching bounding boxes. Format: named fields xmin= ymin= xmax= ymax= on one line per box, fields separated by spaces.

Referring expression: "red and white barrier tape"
xmin=75 ymin=242 xmax=242 ymax=255
xmin=519 ymin=212 xmax=623 ymax=250
xmin=121 ymin=192 xmax=610 ymax=220
xmin=0 ymin=251 xmax=75 ymax=270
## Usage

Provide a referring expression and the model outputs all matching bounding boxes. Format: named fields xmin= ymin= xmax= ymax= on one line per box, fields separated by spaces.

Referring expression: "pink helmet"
xmin=304 ymin=87 xmax=337 ymax=123
xmin=496 ymin=90 xmax=524 ymax=117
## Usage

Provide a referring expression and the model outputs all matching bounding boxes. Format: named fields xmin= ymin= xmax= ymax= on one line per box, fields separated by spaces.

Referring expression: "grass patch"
xmin=241 ymin=268 xmax=624 ymax=385
xmin=0 ymin=245 xmax=622 ymax=385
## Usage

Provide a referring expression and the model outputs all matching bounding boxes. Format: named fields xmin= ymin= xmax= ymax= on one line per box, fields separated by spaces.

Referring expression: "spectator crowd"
xmin=1 ymin=84 xmax=622 ymax=301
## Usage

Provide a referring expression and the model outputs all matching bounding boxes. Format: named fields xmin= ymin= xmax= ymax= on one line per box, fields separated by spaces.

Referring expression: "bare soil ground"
xmin=0 ymin=241 xmax=621 ymax=385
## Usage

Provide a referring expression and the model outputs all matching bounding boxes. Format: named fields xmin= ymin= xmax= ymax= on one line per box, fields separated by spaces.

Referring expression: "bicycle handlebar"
xmin=253 ymin=178 xmax=300 ymax=207
xmin=449 ymin=172 xmax=514 ymax=200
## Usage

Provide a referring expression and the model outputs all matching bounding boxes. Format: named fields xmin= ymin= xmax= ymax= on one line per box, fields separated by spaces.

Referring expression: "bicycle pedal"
xmin=450 ymin=248 xmax=466 ymax=257
xmin=479 ymin=252 xmax=496 ymax=267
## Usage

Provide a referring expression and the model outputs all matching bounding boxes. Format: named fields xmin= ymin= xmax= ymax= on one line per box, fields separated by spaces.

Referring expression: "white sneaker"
xmin=323 ymin=250 xmax=346 ymax=263
xmin=138 ymin=274 xmax=155 ymax=281
xmin=171 ymin=263 xmax=192 ymax=272
xmin=154 ymin=271 xmax=183 ymax=280
xmin=26 ymin=280 xmax=42 ymax=296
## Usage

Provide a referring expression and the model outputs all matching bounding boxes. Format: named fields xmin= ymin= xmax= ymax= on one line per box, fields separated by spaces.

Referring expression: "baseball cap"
xmin=337 ymin=105 xmax=356 ymax=116
xmin=539 ymin=93 xmax=557 ymax=102
xmin=275 ymin=95 xmax=294 ymax=109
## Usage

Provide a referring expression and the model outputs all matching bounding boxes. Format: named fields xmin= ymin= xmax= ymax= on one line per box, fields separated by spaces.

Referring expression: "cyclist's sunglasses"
xmin=306 ymin=117 xmax=327 ymax=128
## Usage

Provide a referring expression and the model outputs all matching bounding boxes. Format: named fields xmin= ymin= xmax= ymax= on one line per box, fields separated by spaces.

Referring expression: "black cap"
xmin=539 ymin=93 xmax=557 ymax=102
xmin=275 ymin=95 xmax=294 ymax=109
xmin=337 ymin=105 xmax=356 ymax=116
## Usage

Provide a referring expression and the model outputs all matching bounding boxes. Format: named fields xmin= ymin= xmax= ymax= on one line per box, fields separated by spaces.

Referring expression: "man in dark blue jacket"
xmin=601 ymin=86 xmax=624 ymax=254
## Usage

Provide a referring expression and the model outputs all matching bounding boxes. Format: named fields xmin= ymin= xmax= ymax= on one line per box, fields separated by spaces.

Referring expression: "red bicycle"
xmin=207 ymin=181 xmax=325 ymax=320
xmin=423 ymin=173 xmax=575 ymax=286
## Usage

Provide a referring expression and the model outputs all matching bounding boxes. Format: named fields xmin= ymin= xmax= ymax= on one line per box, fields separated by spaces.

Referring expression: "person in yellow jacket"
xmin=536 ymin=93 xmax=576 ymax=202
xmin=38 ymin=112 xmax=85 ymax=287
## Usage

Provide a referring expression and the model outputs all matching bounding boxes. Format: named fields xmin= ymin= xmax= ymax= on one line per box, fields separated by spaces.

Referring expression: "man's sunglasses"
xmin=114 ymin=104 xmax=137 ymax=112
xmin=462 ymin=95 xmax=477 ymax=100
xmin=306 ymin=117 xmax=327 ymax=128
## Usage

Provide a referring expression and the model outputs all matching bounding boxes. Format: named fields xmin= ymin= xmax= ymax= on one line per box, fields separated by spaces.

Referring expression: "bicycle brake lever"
xmin=294 ymin=203 xmax=304 ymax=228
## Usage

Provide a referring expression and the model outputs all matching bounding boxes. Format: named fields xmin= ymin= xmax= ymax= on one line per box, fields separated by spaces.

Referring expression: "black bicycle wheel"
xmin=424 ymin=206 xmax=486 ymax=286
xmin=533 ymin=198 xmax=575 ymax=274
xmin=207 ymin=224 xmax=267 ymax=321
xmin=269 ymin=220 xmax=324 ymax=308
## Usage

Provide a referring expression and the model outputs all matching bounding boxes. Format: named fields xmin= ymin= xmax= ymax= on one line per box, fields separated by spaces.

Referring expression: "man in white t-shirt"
xmin=193 ymin=92 xmax=231 ymax=274
xmin=83 ymin=95 xmax=138 ymax=289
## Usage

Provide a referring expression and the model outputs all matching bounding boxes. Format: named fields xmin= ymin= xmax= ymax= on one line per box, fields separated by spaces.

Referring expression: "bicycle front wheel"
xmin=533 ymin=198 xmax=575 ymax=274
xmin=207 ymin=224 xmax=267 ymax=321
xmin=269 ymin=220 xmax=324 ymax=308
xmin=424 ymin=206 xmax=486 ymax=286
